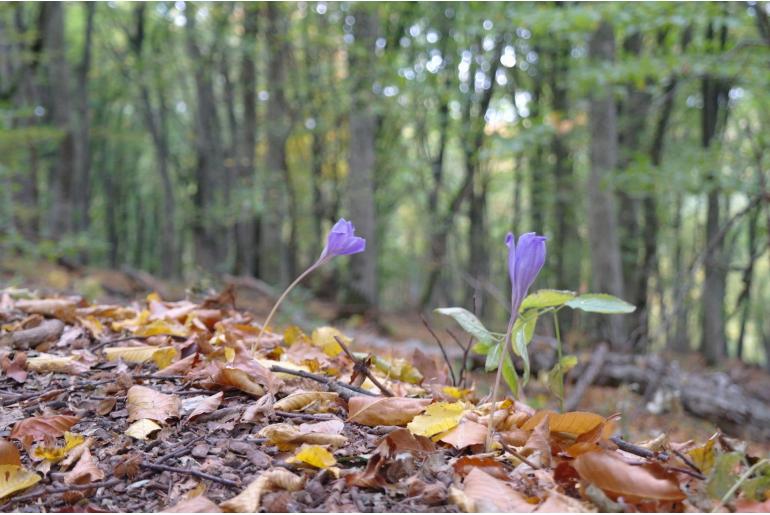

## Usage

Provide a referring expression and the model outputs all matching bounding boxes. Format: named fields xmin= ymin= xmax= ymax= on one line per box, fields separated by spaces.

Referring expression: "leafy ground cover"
xmin=1 ymin=288 xmax=769 ymax=512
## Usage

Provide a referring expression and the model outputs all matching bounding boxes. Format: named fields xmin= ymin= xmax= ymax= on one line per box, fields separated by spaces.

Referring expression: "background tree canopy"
xmin=2 ymin=1 xmax=770 ymax=367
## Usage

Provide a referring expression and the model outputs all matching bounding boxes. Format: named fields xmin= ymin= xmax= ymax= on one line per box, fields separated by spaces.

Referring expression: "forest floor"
xmin=1 ymin=258 xmax=770 ymax=512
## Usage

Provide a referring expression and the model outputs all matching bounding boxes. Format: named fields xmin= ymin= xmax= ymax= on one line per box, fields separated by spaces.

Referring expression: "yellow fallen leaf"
xmin=104 ymin=346 xmax=178 ymax=369
xmin=289 ymin=444 xmax=336 ymax=468
xmin=26 ymin=354 xmax=89 ymax=375
xmin=0 ymin=465 xmax=41 ymax=499
xmin=79 ymin=316 xmax=105 ymax=337
xmin=224 ymin=347 xmax=236 ymax=363
xmin=147 ymin=292 xmax=162 ymax=303
xmin=311 ymin=327 xmax=350 ymax=357
xmin=442 ymin=386 xmax=471 ymax=400
xmin=32 ymin=432 xmax=85 ymax=463
xmin=369 ymin=355 xmax=423 ymax=384
xmin=133 ymin=319 xmax=188 ymax=338
xmin=125 ymin=419 xmax=162 ymax=440
xmin=407 ymin=401 xmax=466 ymax=437
xmin=284 ymin=326 xmax=310 ymax=345
xmin=111 ymin=309 xmax=150 ymax=332
xmin=687 ymin=434 xmax=717 ymax=475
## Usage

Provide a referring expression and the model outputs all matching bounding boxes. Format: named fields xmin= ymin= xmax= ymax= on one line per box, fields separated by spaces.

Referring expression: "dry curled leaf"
xmin=126 ymin=385 xmax=180 ymax=423
xmin=258 ymin=422 xmax=346 ymax=450
xmin=26 ymin=353 xmax=89 ymax=375
xmin=63 ymin=447 xmax=104 ymax=485
xmin=521 ymin=410 xmax=604 ymax=435
xmin=1 ymin=352 xmax=27 ymax=383
xmin=212 ymin=366 xmax=264 ymax=397
xmin=125 ymin=419 xmax=163 ymax=440
xmin=104 ymin=345 xmax=177 ymax=369
xmin=0 ymin=440 xmax=21 ymax=467
xmin=183 ymin=392 xmax=223 ymax=422
xmin=521 ymin=415 xmax=552 ymax=468
xmin=220 ymin=468 xmax=304 ymax=512
xmin=164 ymin=495 xmax=222 ymax=513
xmin=572 ymin=450 xmax=685 ymax=502
xmin=347 ymin=396 xmax=431 ymax=426
xmin=460 ymin=467 xmax=534 ymax=512
xmin=273 ymin=391 xmax=339 ymax=412
xmin=114 ymin=454 xmax=142 ymax=479
xmin=10 ymin=415 xmax=79 ymax=446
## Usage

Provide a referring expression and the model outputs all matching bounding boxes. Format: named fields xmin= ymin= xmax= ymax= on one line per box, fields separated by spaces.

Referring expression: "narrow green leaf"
xmin=521 ymin=289 xmax=576 ymax=311
xmin=565 ymin=293 xmax=636 ymax=314
xmin=502 ymin=351 xmax=519 ymax=398
xmin=435 ymin=307 xmax=496 ymax=345
xmin=485 ymin=341 xmax=502 ymax=372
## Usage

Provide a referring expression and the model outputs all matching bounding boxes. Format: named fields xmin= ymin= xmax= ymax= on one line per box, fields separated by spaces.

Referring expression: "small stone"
xmin=191 ymin=443 xmax=209 ymax=458
xmin=228 ymin=441 xmax=252 ymax=454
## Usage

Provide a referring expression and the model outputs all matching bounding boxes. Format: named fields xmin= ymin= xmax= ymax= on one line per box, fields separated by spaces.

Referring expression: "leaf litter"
xmin=0 ymin=287 xmax=768 ymax=512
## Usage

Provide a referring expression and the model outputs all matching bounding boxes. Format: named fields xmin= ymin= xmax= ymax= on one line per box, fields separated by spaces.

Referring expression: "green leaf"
xmin=706 ymin=452 xmax=743 ymax=500
xmin=565 ymin=293 xmax=636 ymax=314
xmin=512 ymin=316 xmax=537 ymax=385
xmin=485 ymin=341 xmax=503 ymax=372
xmin=547 ymin=355 xmax=579 ymax=401
xmin=521 ymin=289 xmax=576 ymax=311
xmin=435 ymin=307 xmax=497 ymax=345
xmin=502 ymin=351 xmax=519 ymax=398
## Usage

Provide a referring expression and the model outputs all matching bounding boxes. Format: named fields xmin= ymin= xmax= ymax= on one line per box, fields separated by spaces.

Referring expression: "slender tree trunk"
xmin=260 ymin=3 xmax=291 ymax=286
xmin=186 ymin=4 xmax=227 ymax=273
xmin=72 ymin=3 xmax=94 ymax=246
xmin=699 ymin=22 xmax=730 ymax=366
xmin=39 ymin=2 xmax=76 ymax=238
xmin=235 ymin=4 xmax=259 ymax=276
xmin=587 ymin=21 xmax=628 ymax=350
xmin=345 ymin=6 xmax=380 ymax=310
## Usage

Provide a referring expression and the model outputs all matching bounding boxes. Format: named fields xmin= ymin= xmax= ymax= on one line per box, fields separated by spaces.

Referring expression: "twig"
xmin=140 ymin=462 xmax=240 ymax=487
xmin=1 ymin=378 xmax=114 ymax=407
xmin=500 ymin=441 xmax=540 ymax=470
xmin=269 ymin=365 xmax=377 ymax=399
xmin=92 ymin=333 xmax=187 ymax=351
xmin=0 ymin=479 xmax=122 ymax=510
xmin=420 ymin=315 xmax=457 ymax=386
xmin=564 ymin=342 xmax=608 ymax=411
xmin=333 ymin=336 xmax=394 ymax=397
xmin=611 ymin=436 xmax=669 ymax=461
xmin=666 ymin=465 xmax=706 ymax=480
xmin=446 ymin=329 xmax=471 ymax=388
xmin=274 ymin=410 xmax=337 ymax=421
xmin=672 ymin=448 xmax=703 ymax=476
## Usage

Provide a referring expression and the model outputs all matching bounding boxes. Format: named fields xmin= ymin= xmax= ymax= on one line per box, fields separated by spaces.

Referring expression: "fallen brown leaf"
xmin=347 ymin=396 xmax=431 ymax=426
xmin=64 ymin=447 xmax=105 ymax=485
xmin=439 ymin=420 xmax=487 ymax=449
xmin=220 ymin=468 xmax=304 ymax=512
xmin=126 ymin=385 xmax=180 ymax=422
xmin=164 ymin=495 xmax=222 ymax=513
xmin=10 ymin=415 xmax=79 ymax=446
xmin=572 ymin=450 xmax=685 ymax=502
xmin=460 ymin=467 xmax=534 ymax=512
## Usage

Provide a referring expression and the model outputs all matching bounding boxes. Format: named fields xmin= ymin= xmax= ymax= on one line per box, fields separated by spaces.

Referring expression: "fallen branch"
xmin=0 ymin=319 xmax=64 ymax=349
xmin=334 ymin=335 xmax=394 ymax=397
xmin=269 ymin=365 xmax=377 ymax=400
xmin=140 ymin=462 xmax=240 ymax=488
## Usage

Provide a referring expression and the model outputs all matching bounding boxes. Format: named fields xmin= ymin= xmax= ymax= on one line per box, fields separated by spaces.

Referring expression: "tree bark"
xmin=587 ymin=21 xmax=628 ymax=350
xmin=699 ymin=21 xmax=730 ymax=366
xmin=260 ymin=3 xmax=291 ymax=286
xmin=345 ymin=6 xmax=380 ymax=310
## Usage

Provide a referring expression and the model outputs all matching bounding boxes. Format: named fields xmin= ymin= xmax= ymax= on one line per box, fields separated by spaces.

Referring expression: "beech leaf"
xmin=347 ymin=396 xmax=431 ymax=427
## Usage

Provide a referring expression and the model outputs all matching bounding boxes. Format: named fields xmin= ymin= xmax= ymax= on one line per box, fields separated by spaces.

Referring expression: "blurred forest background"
xmin=2 ymin=2 xmax=770 ymax=369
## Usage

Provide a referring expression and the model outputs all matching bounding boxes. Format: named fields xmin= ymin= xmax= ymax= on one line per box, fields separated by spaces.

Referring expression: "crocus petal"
xmin=319 ymin=218 xmax=367 ymax=261
xmin=506 ymin=231 xmax=547 ymax=315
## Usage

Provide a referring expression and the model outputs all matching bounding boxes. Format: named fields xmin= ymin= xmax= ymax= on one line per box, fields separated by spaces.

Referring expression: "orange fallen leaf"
xmin=0 ymin=440 xmax=21 ymax=467
xmin=572 ymin=450 xmax=685 ymax=501
xmin=347 ymin=396 xmax=431 ymax=426
xmin=10 ymin=415 xmax=79 ymax=446
xmin=460 ymin=467 xmax=534 ymax=512
xmin=521 ymin=410 xmax=604 ymax=435
xmin=438 ymin=420 xmax=487 ymax=449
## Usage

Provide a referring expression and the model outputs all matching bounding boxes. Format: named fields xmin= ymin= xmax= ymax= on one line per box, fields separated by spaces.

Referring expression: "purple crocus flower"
xmin=506 ymin=232 xmax=547 ymax=315
xmin=319 ymin=218 xmax=367 ymax=262
xmin=257 ymin=218 xmax=366 ymax=344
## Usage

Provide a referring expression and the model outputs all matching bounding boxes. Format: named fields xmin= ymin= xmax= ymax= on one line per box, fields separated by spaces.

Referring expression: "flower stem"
xmin=485 ymin=317 xmax=516 ymax=452
xmin=255 ymin=262 xmax=319 ymax=350
xmin=553 ymin=311 xmax=564 ymax=412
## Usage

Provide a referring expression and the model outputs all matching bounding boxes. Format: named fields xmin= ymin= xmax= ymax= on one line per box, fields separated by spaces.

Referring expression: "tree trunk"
xmin=235 ymin=4 xmax=259 ymax=276
xmin=186 ymin=4 xmax=227 ymax=273
xmin=39 ymin=2 xmax=76 ymax=239
xmin=699 ymin=22 xmax=730 ymax=366
xmin=260 ymin=3 xmax=291 ymax=286
xmin=587 ymin=21 xmax=628 ymax=350
xmin=345 ymin=7 xmax=380 ymax=310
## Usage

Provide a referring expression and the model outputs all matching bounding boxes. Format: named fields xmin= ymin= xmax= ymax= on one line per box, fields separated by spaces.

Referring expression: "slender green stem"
xmin=714 ymin=458 xmax=769 ymax=511
xmin=255 ymin=262 xmax=320 ymax=349
xmin=552 ymin=311 xmax=564 ymax=412
xmin=485 ymin=317 xmax=516 ymax=452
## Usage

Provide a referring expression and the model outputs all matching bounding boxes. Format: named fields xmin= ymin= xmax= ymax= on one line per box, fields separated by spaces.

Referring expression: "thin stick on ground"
xmin=269 ymin=364 xmax=377 ymax=399
xmin=333 ymin=335 xmax=394 ymax=397
xmin=420 ymin=314 xmax=457 ymax=386
xmin=446 ymin=328 xmax=471 ymax=388
xmin=140 ymin=462 xmax=240 ymax=487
